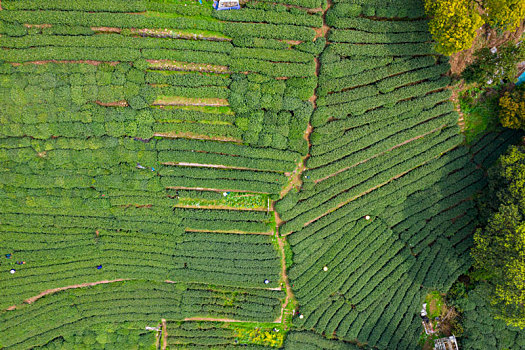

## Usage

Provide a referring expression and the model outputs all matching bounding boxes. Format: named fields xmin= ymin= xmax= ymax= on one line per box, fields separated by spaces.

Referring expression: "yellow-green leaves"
xmin=484 ymin=0 xmax=525 ymax=32
xmin=424 ymin=0 xmax=484 ymax=56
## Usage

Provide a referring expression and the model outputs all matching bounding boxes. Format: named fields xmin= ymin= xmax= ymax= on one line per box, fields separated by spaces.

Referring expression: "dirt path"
xmin=271 ymin=0 xmax=332 ymax=326
xmin=161 ymin=319 xmax=167 ymax=350
xmin=4 ymin=279 xmax=128 ymax=310
xmin=273 ymin=232 xmax=295 ymax=324
xmin=154 ymin=132 xmax=242 ymax=143
xmin=147 ymin=60 xmax=230 ymax=74
xmin=95 ymin=100 xmax=128 ymax=107
xmin=138 ymin=28 xmax=231 ymax=42
xmin=91 ymin=26 xmax=121 ymax=33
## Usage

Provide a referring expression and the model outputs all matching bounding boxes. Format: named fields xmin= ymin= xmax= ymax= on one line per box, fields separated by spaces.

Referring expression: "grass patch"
xmin=425 ymin=291 xmax=444 ymax=319
xmin=154 ymin=96 xmax=229 ymax=106
xmin=178 ymin=193 xmax=270 ymax=210
xmin=282 ymin=239 xmax=293 ymax=269
xmin=459 ymin=87 xmax=500 ymax=143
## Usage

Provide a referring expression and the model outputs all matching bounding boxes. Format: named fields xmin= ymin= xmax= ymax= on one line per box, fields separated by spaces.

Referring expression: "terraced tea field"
xmin=0 ymin=0 xmax=522 ymax=349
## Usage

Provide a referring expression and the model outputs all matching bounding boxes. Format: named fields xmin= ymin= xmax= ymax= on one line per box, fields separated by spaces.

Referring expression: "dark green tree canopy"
xmin=473 ymin=145 xmax=525 ymax=329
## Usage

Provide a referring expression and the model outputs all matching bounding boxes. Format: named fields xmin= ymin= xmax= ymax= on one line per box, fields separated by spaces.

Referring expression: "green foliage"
xmin=458 ymin=87 xmax=500 ymax=143
xmin=232 ymin=324 xmax=284 ymax=347
xmin=484 ymin=0 xmax=525 ymax=32
xmin=35 ymin=323 xmax=156 ymax=350
xmin=178 ymin=191 xmax=270 ymax=210
xmin=450 ymin=283 xmax=525 ymax=349
xmin=473 ymin=145 xmax=525 ymax=329
xmin=424 ymin=0 xmax=484 ymax=55
xmin=424 ymin=291 xmax=444 ymax=319
xmin=462 ymin=43 xmax=525 ymax=86
xmin=499 ymin=89 xmax=525 ymax=130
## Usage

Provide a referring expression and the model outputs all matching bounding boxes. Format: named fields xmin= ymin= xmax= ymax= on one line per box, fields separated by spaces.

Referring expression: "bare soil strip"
xmin=273 ymin=231 xmax=295 ymax=324
xmin=154 ymin=131 xmax=242 ymax=143
xmin=137 ymin=28 xmax=231 ymax=42
xmin=147 ymin=60 xmax=230 ymax=74
xmin=95 ymin=100 xmax=128 ymax=107
xmin=91 ymin=26 xmax=121 ymax=33
xmin=4 ymin=279 xmax=129 ymax=310
xmin=24 ymin=24 xmax=52 ymax=28
xmin=161 ymin=319 xmax=167 ymax=350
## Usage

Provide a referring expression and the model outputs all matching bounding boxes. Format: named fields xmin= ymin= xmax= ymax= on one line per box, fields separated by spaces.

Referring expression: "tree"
xmin=462 ymin=42 xmax=525 ymax=86
xmin=484 ymin=0 xmax=525 ymax=32
xmin=424 ymin=0 xmax=485 ymax=56
xmin=499 ymin=89 xmax=525 ymax=130
xmin=425 ymin=0 xmax=524 ymax=56
xmin=472 ymin=145 xmax=525 ymax=329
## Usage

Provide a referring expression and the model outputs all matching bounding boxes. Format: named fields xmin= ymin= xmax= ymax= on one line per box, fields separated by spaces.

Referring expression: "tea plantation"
xmin=0 ymin=0 xmax=522 ymax=349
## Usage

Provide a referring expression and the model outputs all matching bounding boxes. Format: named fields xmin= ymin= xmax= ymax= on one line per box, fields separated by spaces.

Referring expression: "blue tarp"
xmin=517 ymin=71 xmax=525 ymax=85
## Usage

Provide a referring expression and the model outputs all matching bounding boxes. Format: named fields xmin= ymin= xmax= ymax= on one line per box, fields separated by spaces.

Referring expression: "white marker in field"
xmin=365 ymin=215 xmax=370 ymax=220
xmin=10 ymin=269 xmax=15 ymax=274
xmin=323 ymin=266 xmax=328 ymax=272
xmin=299 ymin=314 xmax=304 ymax=319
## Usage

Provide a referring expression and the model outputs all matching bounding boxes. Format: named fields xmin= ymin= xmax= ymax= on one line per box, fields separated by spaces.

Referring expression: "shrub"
xmin=498 ymin=89 xmax=525 ymax=130
xmin=424 ymin=0 xmax=484 ymax=55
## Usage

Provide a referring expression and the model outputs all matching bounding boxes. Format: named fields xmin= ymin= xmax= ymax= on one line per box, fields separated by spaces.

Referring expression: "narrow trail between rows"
xmin=273 ymin=0 xmax=332 ymax=326
xmin=5 ymin=279 xmax=128 ymax=311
